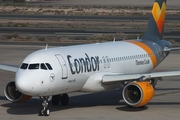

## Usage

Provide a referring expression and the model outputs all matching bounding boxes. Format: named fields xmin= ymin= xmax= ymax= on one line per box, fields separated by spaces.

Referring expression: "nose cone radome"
xmin=15 ymin=73 xmax=35 ymax=95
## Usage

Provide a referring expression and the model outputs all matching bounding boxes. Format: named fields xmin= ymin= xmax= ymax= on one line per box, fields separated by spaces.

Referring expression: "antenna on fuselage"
xmin=113 ymin=37 xmax=116 ymax=42
xmin=45 ymin=44 xmax=48 ymax=50
xmin=137 ymin=36 xmax=142 ymax=41
xmin=137 ymin=36 xmax=140 ymax=40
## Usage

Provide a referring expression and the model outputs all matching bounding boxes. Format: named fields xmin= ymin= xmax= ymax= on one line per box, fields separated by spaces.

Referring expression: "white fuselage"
xmin=15 ymin=40 xmax=164 ymax=97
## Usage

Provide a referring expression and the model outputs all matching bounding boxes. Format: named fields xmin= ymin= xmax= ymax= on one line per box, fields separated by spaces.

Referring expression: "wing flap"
xmin=102 ymin=71 xmax=180 ymax=83
xmin=0 ymin=64 xmax=18 ymax=72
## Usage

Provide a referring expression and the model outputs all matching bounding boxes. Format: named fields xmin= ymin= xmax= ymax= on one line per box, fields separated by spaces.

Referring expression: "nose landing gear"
xmin=39 ymin=96 xmax=50 ymax=116
xmin=39 ymin=94 xmax=69 ymax=116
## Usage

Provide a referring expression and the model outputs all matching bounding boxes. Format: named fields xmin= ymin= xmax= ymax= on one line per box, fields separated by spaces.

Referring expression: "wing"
xmin=0 ymin=64 xmax=19 ymax=72
xmin=102 ymin=71 xmax=180 ymax=84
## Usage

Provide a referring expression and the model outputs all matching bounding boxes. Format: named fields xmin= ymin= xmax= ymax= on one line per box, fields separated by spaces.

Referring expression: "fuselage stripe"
xmin=127 ymin=41 xmax=157 ymax=68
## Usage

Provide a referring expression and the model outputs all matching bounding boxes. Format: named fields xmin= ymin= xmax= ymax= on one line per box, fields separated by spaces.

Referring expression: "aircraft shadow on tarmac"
xmin=1 ymin=88 xmax=180 ymax=115
xmin=0 ymin=89 xmax=123 ymax=115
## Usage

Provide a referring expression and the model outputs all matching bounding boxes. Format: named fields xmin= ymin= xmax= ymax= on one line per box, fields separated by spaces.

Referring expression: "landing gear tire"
xmin=60 ymin=94 xmax=69 ymax=106
xmin=52 ymin=95 xmax=60 ymax=105
xmin=39 ymin=107 xmax=50 ymax=116
xmin=39 ymin=108 xmax=44 ymax=116
xmin=44 ymin=108 xmax=50 ymax=116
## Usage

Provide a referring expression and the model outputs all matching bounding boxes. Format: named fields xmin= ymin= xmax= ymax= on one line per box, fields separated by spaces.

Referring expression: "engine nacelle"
xmin=4 ymin=81 xmax=31 ymax=103
xmin=122 ymin=81 xmax=154 ymax=107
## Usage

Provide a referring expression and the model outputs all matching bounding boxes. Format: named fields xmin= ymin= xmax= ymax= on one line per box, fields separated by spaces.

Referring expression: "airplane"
xmin=1 ymin=0 xmax=180 ymax=116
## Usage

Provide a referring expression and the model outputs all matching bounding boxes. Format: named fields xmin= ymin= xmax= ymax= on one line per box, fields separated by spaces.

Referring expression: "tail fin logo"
xmin=152 ymin=2 xmax=166 ymax=33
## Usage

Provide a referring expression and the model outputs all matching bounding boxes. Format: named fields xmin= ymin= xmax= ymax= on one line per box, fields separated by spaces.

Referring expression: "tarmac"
xmin=0 ymin=43 xmax=180 ymax=120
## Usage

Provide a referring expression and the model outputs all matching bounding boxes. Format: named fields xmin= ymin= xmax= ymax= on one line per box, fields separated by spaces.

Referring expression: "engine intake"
xmin=4 ymin=81 xmax=31 ymax=103
xmin=122 ymin=81 xmax=154 ymax=107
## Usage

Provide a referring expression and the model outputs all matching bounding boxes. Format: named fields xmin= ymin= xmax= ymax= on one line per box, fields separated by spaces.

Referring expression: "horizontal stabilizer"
xmin=169 ymin=47 xmax=180 ymax=51
xmin=163 ymin=47 xmax=180 ymax=52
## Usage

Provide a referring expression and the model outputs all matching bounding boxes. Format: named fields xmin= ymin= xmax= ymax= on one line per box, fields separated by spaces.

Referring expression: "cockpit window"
xmin=28 ymin=63 xmax=39 ymax=70
xmin=45 ymin=63 xmax=53 ymax=70
xmin=41 ymin=63 xmax=47 ymax=70
xmin=20 ymin=63 xmax=28 ymax=69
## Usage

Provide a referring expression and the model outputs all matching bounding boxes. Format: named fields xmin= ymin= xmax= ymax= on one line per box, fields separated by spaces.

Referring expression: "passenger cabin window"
xmin=29 ymin=63 xmax=39 ymax=70
xmin=41 ymin=63 xmax=47 ymax=70
xmin=20 ymin=63 xmax=28 ymax=69
xmin=46 ymin=63 xmax=53 ymax=70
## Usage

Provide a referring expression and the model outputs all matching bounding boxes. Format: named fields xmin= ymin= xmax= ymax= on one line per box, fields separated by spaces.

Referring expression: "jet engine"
xmin=122 ymin=81 xmax=154 ymax=107
xmin=4 ymin=81 xmax=31 ymax=102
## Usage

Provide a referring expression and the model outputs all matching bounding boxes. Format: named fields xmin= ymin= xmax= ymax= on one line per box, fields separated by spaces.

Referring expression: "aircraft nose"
xmin=15 ymin=73 xmax=35 ymax=94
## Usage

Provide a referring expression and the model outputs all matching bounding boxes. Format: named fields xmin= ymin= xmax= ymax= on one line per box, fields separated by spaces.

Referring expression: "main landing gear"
xmin=52 ymin=94 xmax=69 ymax=106
xmin=39 ymin=94 xmax=69 ymax=116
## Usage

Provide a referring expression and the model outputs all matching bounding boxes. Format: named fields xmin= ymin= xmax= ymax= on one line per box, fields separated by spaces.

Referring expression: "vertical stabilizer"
xmin=141 ymin=0 xmax=166 ymax=40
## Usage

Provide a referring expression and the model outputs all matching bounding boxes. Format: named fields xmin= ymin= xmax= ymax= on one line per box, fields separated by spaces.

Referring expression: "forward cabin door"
xmin=55 ymin=54 xmax=68 ymax=79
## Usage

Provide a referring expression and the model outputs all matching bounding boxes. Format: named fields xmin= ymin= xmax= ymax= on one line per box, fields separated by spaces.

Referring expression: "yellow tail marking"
xmin=152 ymin=2 xmax=166 ymax=33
